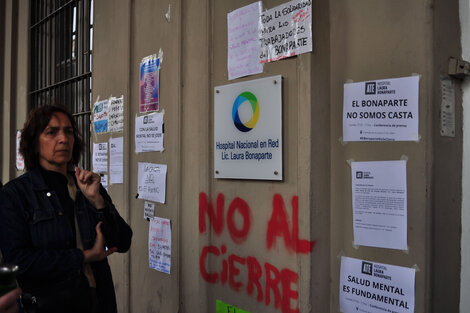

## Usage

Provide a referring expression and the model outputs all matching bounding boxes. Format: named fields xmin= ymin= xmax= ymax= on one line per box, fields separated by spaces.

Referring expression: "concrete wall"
xmin=0 ymin=0 xmax=465 ymax=312
xmin=461 ymin=0 xmax=470 ymax=311
xmin=0 ymin=0 xmax=29 ymax=184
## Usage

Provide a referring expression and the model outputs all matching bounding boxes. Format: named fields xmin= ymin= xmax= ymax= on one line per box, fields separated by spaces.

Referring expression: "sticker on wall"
xmin=92 ymin=142 xmax=108 ymax=173
xmin=137 ymin=162 xmax=167 ymax=203
xmin=216 ymin=300 xmax=251 ymax=313
xmin=93 ymin=98 xmax=109 ymax=133
xmin=214 ymin=75 xmax=282 ymax=180
xmin=16 ymin=130 xmax=24 ymax=171
xmin=259 ymin=0 xmax=312 ymax=63
xmin=340 ymin=256 xmax=416 ymax=313
xmin=227 ymin=1 xmax=263 ymax=80
xmin=140 ymin=54 xmax=160 ymax=113
xmin=343 ymin=75 xmax=420 ymax=141
xmin=135 ymin=112 xmax=164 ymax=152
xmin=148 ymin=217 xmax=171 ymax=274
xmin=351 ymin=160 xmax=407 ymax=250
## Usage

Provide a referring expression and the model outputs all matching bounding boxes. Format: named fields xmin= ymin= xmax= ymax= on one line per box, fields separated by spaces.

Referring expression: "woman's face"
xmin=38 ymin=112 xmax=75 ymax=173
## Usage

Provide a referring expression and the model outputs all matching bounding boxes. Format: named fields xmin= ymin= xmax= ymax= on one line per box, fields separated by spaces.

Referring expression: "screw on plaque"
xmin=215 ymin=170 xmax=219 ymax=174
xmin=216 ymin=90 xmax=220 ymax=93
xmin=274 ymin=80 xmax=277 ymax=84
xmin=274 ymin=171 xmax=278 ymax=175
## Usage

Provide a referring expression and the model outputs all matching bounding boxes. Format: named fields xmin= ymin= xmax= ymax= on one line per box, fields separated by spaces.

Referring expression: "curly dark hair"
xmin=20 ymin=105 xmax=85 ymax=171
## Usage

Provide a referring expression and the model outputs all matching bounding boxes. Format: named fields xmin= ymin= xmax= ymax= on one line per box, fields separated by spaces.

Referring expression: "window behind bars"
xmin=29 ymin=0 xmax=94 ymax=170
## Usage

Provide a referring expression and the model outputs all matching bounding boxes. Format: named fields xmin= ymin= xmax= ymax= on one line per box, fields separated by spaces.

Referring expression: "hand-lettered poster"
xmin=148 ymin=217 xmax=171 ymax=274
xmin=259 ymin=0 xmax=312 ymax=63
xmin=227 ymin=2 xmax=263 ymax=80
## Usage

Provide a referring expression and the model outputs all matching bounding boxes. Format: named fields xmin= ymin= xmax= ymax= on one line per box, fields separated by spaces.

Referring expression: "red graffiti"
xmin=227 ymin=197 xmax=251 ymax=244
xmin=266 ymin=194 xmax=316 ymax=254
xmin=200 ymin=245 xmax=299 ymax=313
xmin=199 ymin=192 xmax=224 ymax=235
xmin=199 ymin=193 xmax=252 ymax=244
xmin=198 ymin=192 xmax=315 ymax=313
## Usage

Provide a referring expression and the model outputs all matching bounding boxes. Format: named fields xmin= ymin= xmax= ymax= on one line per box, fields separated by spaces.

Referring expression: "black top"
xmin=39 ymin=167 xmax=77 ymax=247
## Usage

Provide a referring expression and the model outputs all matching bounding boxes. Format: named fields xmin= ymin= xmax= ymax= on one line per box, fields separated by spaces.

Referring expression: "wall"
xmin=0 ymin=0 xmax=465 ymax=312
xmin=0 ymin=0 xmax=29 ymax=183
xmin=461 ymin=0 xmax=470 ymax=311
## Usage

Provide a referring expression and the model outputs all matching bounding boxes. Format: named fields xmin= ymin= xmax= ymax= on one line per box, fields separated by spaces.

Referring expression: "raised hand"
xmin=75 ymin=167 xmax=105 ymax=209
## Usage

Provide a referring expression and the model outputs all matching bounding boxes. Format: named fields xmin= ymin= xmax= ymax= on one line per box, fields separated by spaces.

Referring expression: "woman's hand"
xmin=83 ymin=222 xmax=117 ymax=263
xmin=0 ymin=287 xmax=21 ymax=313
xmin=75 ymin=168 xmax=105 ymax=209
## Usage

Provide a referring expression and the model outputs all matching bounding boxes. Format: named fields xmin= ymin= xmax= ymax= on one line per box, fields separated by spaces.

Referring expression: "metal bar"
xmin=48 ymin=7 xmax=52 ymax=87
xmin=68 ymin=4 xmax=72 ymax=84
xmin=29 ymin=0 xmax=74 ymax=30
xmin=29 ymin=72 xmax=91 ymax=95
xmin=81 ymin=0 xmax=84 ymax=75
xmin=74 ymin=2 xmax=78 ymax=79
xmin=72 ymin=110 xmax=91 ymax=117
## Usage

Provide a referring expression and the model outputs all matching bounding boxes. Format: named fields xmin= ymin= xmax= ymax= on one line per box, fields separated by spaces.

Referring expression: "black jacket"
xmin=0 ymin=168 xmax=132 ymax=313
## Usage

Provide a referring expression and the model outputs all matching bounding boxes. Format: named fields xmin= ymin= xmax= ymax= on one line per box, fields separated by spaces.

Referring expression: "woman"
xmin=0 ymin=105 xmax=132 ymax=313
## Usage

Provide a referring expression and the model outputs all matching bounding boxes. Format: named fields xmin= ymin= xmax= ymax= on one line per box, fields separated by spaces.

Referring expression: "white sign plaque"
xmin=214 ymin=75 xmax=282 ymax=180
xmin=343 ymin=76 xmax=419 ymax=141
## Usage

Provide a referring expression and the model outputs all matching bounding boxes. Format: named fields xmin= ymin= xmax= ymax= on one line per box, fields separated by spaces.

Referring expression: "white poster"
xmin=93 ymin=99 xmax=109 ymax=133
xmin=340 ymin=256 xmax=415 ymax=313
xmin=137 ymin=162 xmax=167 ymax=204
xmin=108 ymin=96 xmax=124 ymax=132
xmin=227 ymin=1 xmax=263 ymax=80
xmin=343 ymin=76 xmax=420 ymax=141
xmin=135 ymin=113 xmax=164 ymax=152
xmin=109 ymin=137 xmax=124 ymax=184
xmin=16 ymin=130 xmax=24 ymax=171
xmin=101 ymin=174 xmax=108 ymax=191
xmin=92 ymin=143 xmax=108 ymax=173
xmin=351 ymin=160 xmax=407 ymax=250
xmin=144 ymin=201 xmax=155 ymax=220
xmin=214 ymin=75 xmax=282 ymax=180
xmin=259 ymin=0 xmax=312 ymax=63
xmin=149 ymin=217 xmax=171 ymax=274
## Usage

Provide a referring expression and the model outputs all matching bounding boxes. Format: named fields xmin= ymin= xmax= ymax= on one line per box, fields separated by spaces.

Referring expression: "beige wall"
xmin=1 ymin=0 xmax=464 ymax=312
xmin=1 ymin=0 xmax=29 ymax=183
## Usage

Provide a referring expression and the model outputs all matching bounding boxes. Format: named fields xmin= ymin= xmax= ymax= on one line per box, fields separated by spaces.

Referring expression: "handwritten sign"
xmin=137 ymin=162 xmax=167 ymax=203
xmin=149 ymin=217 xmax=171 ymax=274
xmin=108 ymin=96 xmax=124 ymax=132
xmin=259 ymin=0 xmax=312 ymax=63
xmin=227 ymin=2 xmax=263 ymax=80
